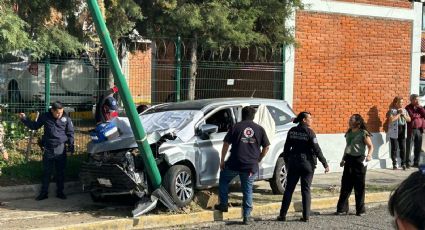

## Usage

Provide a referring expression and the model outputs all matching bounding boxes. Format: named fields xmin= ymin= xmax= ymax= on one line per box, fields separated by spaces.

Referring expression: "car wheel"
xmin=8 ymin=81 xmax=22 ymax=112
xmin=163 ymin=165 xmax=194 ymax=207
xmin=269 ymin=157 xmax=287 ymax=195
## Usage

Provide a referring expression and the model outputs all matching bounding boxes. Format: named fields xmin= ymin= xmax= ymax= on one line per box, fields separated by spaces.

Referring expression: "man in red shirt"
xmin=405 ymin=94 xmax=425 ymax=168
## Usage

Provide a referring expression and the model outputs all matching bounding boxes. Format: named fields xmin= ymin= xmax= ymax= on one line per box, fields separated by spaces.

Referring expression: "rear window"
xmin=266 ymin=106 xmax=292 ymax=126
xmin=420 ymin=80 xmax=425 ymax=97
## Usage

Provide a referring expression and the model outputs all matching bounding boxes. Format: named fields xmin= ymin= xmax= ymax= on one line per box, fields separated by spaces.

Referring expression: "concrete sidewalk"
xmin=0 ymin=168 xmax=416 ymax=229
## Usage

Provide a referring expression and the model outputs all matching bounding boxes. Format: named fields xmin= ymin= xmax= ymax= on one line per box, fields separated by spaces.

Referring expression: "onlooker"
xmin=387 ymin=96 xmax=411 ymax=170
xmin=277 ymin=112 xmax=329 ymax=222
xmin=19 ymin=101 xmax=74 ymax=200
xmin=388 ymin=165 xmax=425 ymax=230
xmin=405 ymin=94 xmax=425 ymax=168
xmin=0 ymin=105 xmax=8 ymax=174
xmin=214 ymin=106 xmax=270 ymax=225
xmin=95 ymin=86 xmax=119 ymax=124
xmin=335 ymin=114 xmax=373 ymax=216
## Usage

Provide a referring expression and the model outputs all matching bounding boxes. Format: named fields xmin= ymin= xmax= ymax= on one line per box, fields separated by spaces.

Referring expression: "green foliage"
xmin=1 ymin=112 xmax=29 ymax=150
xmin=141 ymin=0 xmax=303 ymax=49
xmin=105 ymin=0 xmax=144 ymax=42
xmin=0 ymin=3 xmax=32 ymax=53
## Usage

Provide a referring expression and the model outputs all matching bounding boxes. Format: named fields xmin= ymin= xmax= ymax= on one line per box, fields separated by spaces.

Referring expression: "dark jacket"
xmin=21 ymin=112 xmax=74 ymax=149
xmin=283 ymin=123 xmax=328 ymax=169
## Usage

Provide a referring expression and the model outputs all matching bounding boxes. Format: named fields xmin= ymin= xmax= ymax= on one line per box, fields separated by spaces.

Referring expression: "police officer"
xmin=95 ymin=86 xmax=119 ymax=124
xmin=19 ymin=101 xmax=74 ymax=200
xmin=277 ymin=111 xmax=329 ymax=222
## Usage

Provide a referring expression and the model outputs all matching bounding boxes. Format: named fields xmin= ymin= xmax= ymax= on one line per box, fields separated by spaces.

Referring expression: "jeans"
xmin=406 ymin=128 xmax=423 ymax=166
xmin=218 ymin=168 xmax=255 ymax=218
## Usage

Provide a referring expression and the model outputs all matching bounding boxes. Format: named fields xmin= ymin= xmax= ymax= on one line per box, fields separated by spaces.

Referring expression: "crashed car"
xmin=80 ymin=98 xmax=296 ymax=209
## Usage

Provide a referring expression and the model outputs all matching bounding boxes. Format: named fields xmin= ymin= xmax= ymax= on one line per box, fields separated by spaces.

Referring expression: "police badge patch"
xmin=61 ymin=117 xmax=67 ymax=123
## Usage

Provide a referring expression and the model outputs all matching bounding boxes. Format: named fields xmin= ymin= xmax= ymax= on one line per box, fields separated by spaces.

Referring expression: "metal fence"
xmin=0 ymin=38 xmax=286 ymax=154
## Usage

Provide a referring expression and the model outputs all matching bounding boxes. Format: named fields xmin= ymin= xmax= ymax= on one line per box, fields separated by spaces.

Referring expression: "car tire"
xmin=8 ymin=81 xmax=22 ymax=112
xmin=163 ymin=165 xmax=194 ymax=207
xmin=269 ymin=157 xmax=287 ymax=195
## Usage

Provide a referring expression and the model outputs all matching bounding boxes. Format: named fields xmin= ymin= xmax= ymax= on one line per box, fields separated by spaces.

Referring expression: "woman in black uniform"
xmin=277 ymin=112 xmax=329 ymax=222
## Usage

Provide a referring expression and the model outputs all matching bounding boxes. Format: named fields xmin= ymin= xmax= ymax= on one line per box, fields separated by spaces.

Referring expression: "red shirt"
xmin=405 ymin=104 xmax=425 ymax=134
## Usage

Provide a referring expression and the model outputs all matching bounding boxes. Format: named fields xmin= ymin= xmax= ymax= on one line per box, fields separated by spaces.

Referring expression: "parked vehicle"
xmin=0 ymin=53 xmax=97 ymax=109
xmin=420 ymin=79 xmax=425 ymax=106
xmin=80 ymin=98 xmax=296 ymax=208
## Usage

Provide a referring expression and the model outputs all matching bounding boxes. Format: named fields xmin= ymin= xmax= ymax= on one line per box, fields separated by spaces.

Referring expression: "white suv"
xmin=0 ymin=54 xmax=97 ymax=109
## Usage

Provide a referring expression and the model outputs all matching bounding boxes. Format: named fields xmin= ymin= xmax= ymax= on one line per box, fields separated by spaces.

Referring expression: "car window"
xmin=266 ymin=106 xmax=292 ymax=126
xmin=420 ymin=80 xmax=425 ymax=97
xmin=205 ymin=108 xmax=234 ymax=133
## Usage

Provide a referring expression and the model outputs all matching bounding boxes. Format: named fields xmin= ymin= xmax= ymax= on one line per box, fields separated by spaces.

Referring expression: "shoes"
xmin=393 ymin=165 xmax=397 ymax=170
xmin=243 ymin=216 xmax=254 ymax=225
xmin=276 ymin=216 xmax=286 ymax=221
xmin=356 ymin=212 xmax=366 ymax=216
xmin=35 ymin=193 xmax=48 ymax=201
xmin=334 ymin=211 xmax=348 ymax=215
xmin=56 ymin=193 xmax=67 ymax=200
xmin=406 ymin=164 xmax=411 ymax=169
xmin=214 ymin=204 xmax=228 ymax=212
xmin=299 ymin=217 xmax=309 ymax=222
xmin=402 ymin=165 xmax=406 ymax=170
xmin=412 ymin=163 xmax=419 ymax=168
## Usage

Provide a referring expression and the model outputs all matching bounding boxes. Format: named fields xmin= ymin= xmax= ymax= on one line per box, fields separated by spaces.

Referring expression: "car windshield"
xmin=140 ymin=110 xmax=202 ymax=134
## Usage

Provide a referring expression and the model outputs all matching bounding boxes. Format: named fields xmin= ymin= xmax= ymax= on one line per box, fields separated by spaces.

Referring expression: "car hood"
xmin=87 ymin=110 xmax=203 ymax=153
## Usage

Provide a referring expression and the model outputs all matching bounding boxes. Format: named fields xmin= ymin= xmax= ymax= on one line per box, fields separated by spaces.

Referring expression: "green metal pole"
xmin=281 ymin=45 xmax=286 ymax=100
xmin=87 ymin=0 xmax=162 ymax=189
xmin=175 ymin=36 xmax=181 ymax=102
xmin=44 ymin=56 xmax=50 ymax=112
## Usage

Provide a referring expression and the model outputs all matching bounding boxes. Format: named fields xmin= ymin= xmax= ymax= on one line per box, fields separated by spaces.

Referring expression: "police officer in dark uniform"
xmin=277 ymin=111 xmax=329 ymax=222
xmin=19 ymin=101 xmax=74 ymax=200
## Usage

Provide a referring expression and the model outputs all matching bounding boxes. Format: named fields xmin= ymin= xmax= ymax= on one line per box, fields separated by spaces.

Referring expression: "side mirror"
xmin=198 ymin=124 xmax=218 ymax=139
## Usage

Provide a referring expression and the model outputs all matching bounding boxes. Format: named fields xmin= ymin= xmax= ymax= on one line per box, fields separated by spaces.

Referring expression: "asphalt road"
xmin=193 ymin=204 xmax=394 ymax=230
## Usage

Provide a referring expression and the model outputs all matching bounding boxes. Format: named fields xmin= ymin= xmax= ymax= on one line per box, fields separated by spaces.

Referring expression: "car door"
xmin=195 ymin=105 xmax=242 ymax=187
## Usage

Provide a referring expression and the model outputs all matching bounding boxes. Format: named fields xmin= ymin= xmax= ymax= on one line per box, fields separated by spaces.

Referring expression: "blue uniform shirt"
xmin=21 ymin=112 xmax=74 ymax=149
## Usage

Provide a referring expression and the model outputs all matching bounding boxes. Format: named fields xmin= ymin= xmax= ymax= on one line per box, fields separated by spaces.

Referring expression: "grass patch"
xmin=0 ymin=150 xmax=85 ymax=186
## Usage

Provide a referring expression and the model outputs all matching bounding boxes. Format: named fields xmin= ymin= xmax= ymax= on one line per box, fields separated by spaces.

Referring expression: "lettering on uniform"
xmin=313 ymin=138 xmax=318 ymax=144
xmin=289 ymin=131 xmax=309 ymax=141
xmin=60 ymin=117 xmax=67 ymax=123
xmin=241 ymin=127 xmax=256 ymax=144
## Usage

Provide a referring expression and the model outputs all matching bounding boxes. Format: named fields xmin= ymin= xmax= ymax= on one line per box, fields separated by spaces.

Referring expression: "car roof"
xmin=146 ymin=98 xmax=290 ymax=113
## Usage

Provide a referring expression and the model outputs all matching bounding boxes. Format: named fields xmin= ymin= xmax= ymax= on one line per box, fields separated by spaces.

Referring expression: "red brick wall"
xmin=332 ymin=0 xmax=412 ymax=8
xmin=128 ymin=48 xmax=152 ymax=104
xmin=293 ymin=11 xmax=412 ymax=133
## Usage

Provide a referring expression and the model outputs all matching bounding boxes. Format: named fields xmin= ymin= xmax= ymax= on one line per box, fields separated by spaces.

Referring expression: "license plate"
xmin=97 ymin=178 xmax=112 ymax=187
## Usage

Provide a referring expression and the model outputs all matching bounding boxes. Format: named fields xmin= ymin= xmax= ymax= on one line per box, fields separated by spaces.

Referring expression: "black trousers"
xmin=336 ymin=155 xmax=366 ymax=214
xmin=40 ymin=145 xmax=67 ymax=195
xmin=279 ymin=156 xmax=314 ymax=219
xmin=390 ymin=137 xmax=406 ymax=167
xmin=406 ymin=128 xmax=422 ymax=166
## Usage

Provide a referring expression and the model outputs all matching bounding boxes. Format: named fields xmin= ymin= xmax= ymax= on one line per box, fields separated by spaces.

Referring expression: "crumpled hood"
xmin=87 ymin=110 xmax=203 ymax=153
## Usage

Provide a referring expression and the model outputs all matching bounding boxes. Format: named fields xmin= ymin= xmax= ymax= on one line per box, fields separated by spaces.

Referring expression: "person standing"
xmin=214 ymin=106 xmax=270 ymax=225
xmin=19 ymin=101 xmax=74 ymax=200
xmin=95 ymin=86 xmax=119 ymax=124
xmin=405 ymin=94 xmax=425 ymax=168
xmin=0 ymin=105 xmax=9 ymax=175
xmin=387 ymin=96 xmax=411 ymax=170
xmin=277 ymin=112 xmax=329 ymax=222
xmin=335 ymin=114 xmax=373 ymax=216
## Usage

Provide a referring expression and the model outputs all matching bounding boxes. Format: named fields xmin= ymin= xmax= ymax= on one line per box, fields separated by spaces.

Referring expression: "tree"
xmin=139 ymin=0 xmax=303 ymax=100
xmin=0 ymin=1 xmax=31 ymax=54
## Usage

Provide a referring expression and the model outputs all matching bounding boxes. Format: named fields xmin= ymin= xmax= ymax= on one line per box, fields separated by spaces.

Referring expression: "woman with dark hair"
xmin=335 ymin=114 xmax=374 ymax=216
xmin=389 ymin=165 xmax=425 ymax=230
xmin=387 ymin=96 xmax=411 ymax=170
xmin=277 ymin=112 xmax=329 ymax=222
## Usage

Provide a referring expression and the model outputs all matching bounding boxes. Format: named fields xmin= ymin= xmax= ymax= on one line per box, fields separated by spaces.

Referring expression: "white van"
xmin=0 ymin=54 xmax=97 ymax=109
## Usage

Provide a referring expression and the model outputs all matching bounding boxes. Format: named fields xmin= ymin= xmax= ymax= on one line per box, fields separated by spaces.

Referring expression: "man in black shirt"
xmin=214 ymin=106 xmax=270 ymax=225
xmin=19 ymin=101 xmax=74 ymax=201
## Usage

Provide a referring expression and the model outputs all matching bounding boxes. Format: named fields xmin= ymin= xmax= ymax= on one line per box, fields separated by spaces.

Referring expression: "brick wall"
xmin=128 ymin=48 xmax=152 ymax=104
xmin=293 ymin=11 xmax=412 ymax=133
xmin=332 ymin=0 xmax=412 ymax=8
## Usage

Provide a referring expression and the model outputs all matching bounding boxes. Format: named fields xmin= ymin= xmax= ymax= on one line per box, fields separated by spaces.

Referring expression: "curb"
xmin=0 ymin=181 xmax=82 ymax=200
xmin=45 ymin=191 xmax=391 ymax=230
